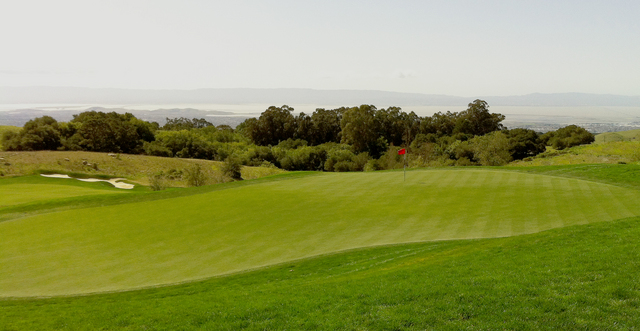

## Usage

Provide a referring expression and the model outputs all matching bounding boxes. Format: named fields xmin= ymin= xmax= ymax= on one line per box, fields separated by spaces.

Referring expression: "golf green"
xmin=2 ymin=169 xmax=640 ymax=297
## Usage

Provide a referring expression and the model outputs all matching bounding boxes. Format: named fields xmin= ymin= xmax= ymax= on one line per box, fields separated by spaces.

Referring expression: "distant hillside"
xmin=1 ymin=87 xmax=639 ymax=107
xmin=0 ymin=107 xmax=250 ymax=127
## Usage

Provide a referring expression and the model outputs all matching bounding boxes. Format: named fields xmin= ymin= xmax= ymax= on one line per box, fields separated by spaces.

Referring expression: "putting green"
xmin=0 ymin=183 xmax=125 ymax=208
xmin=2 ymin=169 xmax=640 ymax=297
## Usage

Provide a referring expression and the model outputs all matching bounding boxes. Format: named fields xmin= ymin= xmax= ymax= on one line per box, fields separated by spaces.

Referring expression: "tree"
xmin=470 ymin=131 xmax=512 ymax=166
xmin=455 ymin=99 xmax=505 ymax=136
xmin=162 ymin=117 xmax=213 ymax=131
xmin=310 ymin=107 xmax=343 ymax=145
xmin=249 ymin=105 xmax=296 ymax=146
xmin=2 ymin=116 xmax=62 ymax=151
xmin=420 ymin=111 xmax=457 ymax=137
xmin=340 ymin=105 xmax=387 ymax=157
xmin=504 ymin=128 xmax=545 ymax=160
xmin=541 ymin=125 xmax=594 ymax=150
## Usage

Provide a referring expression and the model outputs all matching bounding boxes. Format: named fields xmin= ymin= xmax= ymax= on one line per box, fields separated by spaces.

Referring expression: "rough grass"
xmin=3 ymin=216 xmax=640 ymax=330
xmin=3 ymin=168 xmax=640 ymax=297
xmin=595 ymin=129 xmax=640 ymax=143
xmin=510 ymin=140 xmax=640 ymax=166
xmin=0 ymin=150 xmax=285 ymax=186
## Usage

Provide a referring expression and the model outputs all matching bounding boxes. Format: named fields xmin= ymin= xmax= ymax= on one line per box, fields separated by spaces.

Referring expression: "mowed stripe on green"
xmin=2 ymin=169 xmax=640 ymax=297
xmin=0 ymin=183 xmax=126 ymax=208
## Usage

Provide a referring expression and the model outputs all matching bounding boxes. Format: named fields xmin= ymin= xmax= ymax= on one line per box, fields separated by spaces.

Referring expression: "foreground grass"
xmin=2 ymin=216 xmax=640 ymax=330
xmin=3 ymin=168 xmax=640 ymax=296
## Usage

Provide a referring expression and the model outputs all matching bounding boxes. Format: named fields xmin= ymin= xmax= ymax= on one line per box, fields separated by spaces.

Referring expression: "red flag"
xmin=398 ymin=148 xmax=406 ymax=155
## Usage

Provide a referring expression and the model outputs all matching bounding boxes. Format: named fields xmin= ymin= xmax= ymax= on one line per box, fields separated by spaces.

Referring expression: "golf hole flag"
xmin=398 ymin=148 xmax=406 ymax=155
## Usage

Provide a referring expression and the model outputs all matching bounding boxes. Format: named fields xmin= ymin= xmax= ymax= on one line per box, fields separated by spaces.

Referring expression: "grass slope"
xmin=3 ymin=168 xmax=640 ymax=296
xmin=595 ymin=129 xmax=640 ymax=143
xmin=0 ymin=150 xmax=285 ymax=186
xmin=3 ymin=216 xmax=640 ymax=330
xmin=511 ymin=141 xmax=640 ymax=166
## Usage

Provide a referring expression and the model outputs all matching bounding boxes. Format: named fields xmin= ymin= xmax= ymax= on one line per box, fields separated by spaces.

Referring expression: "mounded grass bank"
xmin=511 ymin=140 xmax=640 ymax=166
xmin=595 ymin=129 xmax=640 ymax=143
xmin=2 ymin=216 xmax=640 ymax=330
xmin=3 ymin=168 xmax=640 ymax=296
xmin=0 ymin=150 xmax=285 ymax=186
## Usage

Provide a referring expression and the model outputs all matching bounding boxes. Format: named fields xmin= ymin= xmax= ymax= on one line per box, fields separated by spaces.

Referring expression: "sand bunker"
xmin=40 ymin=174 xmax=135 ymax=189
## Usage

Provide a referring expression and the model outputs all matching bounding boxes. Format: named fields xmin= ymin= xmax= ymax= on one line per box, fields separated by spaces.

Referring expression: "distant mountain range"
xmin=1 ymin=87 xmax=640 ymax=107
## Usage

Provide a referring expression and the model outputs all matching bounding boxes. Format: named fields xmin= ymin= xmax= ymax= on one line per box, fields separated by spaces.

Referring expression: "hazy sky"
xmin=1 ymin=0 xmax=638 ymax=96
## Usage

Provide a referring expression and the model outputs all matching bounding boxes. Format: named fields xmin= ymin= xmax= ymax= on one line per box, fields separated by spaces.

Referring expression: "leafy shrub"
xmin=542 ymin=125 xmax=595 ymax=150
xmin=148 ymin=173 xmax=166 ymax=191
xmin=184 ymin=164 xmax=207 ymax=187
xmin=222 ymin=156 xmax=243 ymax=180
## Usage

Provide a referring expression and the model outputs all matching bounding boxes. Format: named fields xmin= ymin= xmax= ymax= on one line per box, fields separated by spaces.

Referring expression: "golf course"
xmin=3 ymin=155 xmax=640 ymax=328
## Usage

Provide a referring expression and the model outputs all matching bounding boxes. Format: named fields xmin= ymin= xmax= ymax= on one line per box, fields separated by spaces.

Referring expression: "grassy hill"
xmin=510 ymin=140 xmax=640 ymax=166
xmin=595 ymin=129 xmax=640 ymax=143
xmin=0 ymin=150 xmax=284 ymax=186
xmin=2 ymin=168 xmax=640 ymax=297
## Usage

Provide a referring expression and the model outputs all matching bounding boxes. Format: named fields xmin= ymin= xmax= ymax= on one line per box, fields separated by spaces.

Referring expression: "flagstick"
xmin=403 ymin=152 xmax=406 ymax=182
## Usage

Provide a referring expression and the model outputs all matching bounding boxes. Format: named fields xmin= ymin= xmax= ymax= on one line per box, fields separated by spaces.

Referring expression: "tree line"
xmin=2 ymin=100 xmax=595 ymax=172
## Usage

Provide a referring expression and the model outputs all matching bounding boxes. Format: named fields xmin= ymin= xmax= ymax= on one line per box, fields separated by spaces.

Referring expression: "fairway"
xmin=2 ymin=169 xmax=640 ymax=297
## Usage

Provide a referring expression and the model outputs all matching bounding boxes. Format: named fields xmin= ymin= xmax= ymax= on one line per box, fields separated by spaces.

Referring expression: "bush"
xmin=184 ymin=164 xmax=207 ymax=187
xmin=470 ymin=131 xmax=512 ymax=166
xmin=222 ymin=156 xmax=243 ymax=180
xmin=541 ymin=125 xmax=595 ymax=150
xmin=148 ymin=173 xmax=166 ymax=191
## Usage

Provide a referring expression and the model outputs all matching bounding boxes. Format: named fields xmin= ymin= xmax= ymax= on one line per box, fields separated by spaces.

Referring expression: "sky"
xmin=0 ymin=0 xmax=638 ymax=97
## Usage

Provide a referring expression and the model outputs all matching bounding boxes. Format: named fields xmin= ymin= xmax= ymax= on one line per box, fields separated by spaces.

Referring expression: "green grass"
xmin=595 ymin=129 xmax=640 ymax=143
xmin=0 ymin=183 xmax=126 ymax=208
xmin=511 ymin=140 xmax=640 ymax=166
xmin=0 ymin=150 xmax=285 ymax=186
xmin=0 ymin=172 xmax=312 ymax=223
xmin=3 ymin=216 xmax=640 ymax=330
xmin=3 ymin=168 xmax=640 ymax=297
xmin=504 ymin=163 xmax=640 ymax=189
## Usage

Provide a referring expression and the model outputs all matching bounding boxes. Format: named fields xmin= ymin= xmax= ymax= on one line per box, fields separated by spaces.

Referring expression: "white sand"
xmin=40 ymin=174 xmax=72 ymax=179
xmin=40 ymin=174 xmax=135 ymax=189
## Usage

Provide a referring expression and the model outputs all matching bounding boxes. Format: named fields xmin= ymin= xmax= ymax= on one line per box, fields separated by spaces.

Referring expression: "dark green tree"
xmin=64 ymin=111 xmax=154 ymax=153
xmin=455 ymin=99 xmax=505 ymax=136
xmin=504 ymin=128 xmax=545 ymax=160
xmin=340 ymin=105 xmax=387 ymax=157
xmin=2 ymin=116 xmax=62 ymax=151
xmin=249 ymin=105 xmax=296 ymax=146
xmin=541 ymin=125 xmax=595 ymax=150
xmin=310 ymin=107 xmax=344 ymax=145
